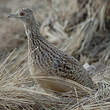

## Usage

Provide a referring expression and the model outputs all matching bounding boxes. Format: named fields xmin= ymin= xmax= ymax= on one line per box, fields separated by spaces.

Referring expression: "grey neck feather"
xmin=23 ymin=17 xmax=48 ymax=52
xmin=24 ymin=18 xmax=41 ymax=39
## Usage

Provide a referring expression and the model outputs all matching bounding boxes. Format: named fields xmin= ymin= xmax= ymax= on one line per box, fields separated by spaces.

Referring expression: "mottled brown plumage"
xmin=8 ymin=8 xmax=95 ymax=92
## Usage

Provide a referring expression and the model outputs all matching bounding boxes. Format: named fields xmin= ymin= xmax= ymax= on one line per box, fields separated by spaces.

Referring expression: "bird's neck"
xmin=24 ymin=20 xmax=49 ymax=51
xmin=24 ymin=20 xmax=40 ymax=38
xmin=24 ymin=20 xmax=42 ymax=41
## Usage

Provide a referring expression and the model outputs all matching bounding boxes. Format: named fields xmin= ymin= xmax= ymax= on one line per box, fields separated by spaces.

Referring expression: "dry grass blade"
xmin=83 ymin=102 xmax=110 ymax=110
xmin=0 ymin=48 xmax=16 ymax=70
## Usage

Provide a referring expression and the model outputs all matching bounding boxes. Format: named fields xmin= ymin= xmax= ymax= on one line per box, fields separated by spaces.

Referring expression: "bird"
xmin=8 ymin=8 xmax=95 ymax=93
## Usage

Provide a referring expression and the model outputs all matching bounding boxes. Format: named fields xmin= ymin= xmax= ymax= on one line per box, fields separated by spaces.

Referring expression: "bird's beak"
xmin=8 ymin=13 xmax=19 ymax=18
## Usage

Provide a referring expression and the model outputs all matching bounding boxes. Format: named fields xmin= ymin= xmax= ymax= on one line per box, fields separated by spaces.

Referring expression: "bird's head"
xmin=8 ymin=8 xmax=35 ymax=24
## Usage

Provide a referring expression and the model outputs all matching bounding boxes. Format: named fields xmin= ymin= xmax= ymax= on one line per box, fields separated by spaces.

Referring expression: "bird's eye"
xmin=20 ymin=12 xmax=25 ymax=16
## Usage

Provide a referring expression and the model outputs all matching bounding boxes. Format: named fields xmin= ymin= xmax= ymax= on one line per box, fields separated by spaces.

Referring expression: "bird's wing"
xmin=51 ymin=54 xmax=94 ymax=89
